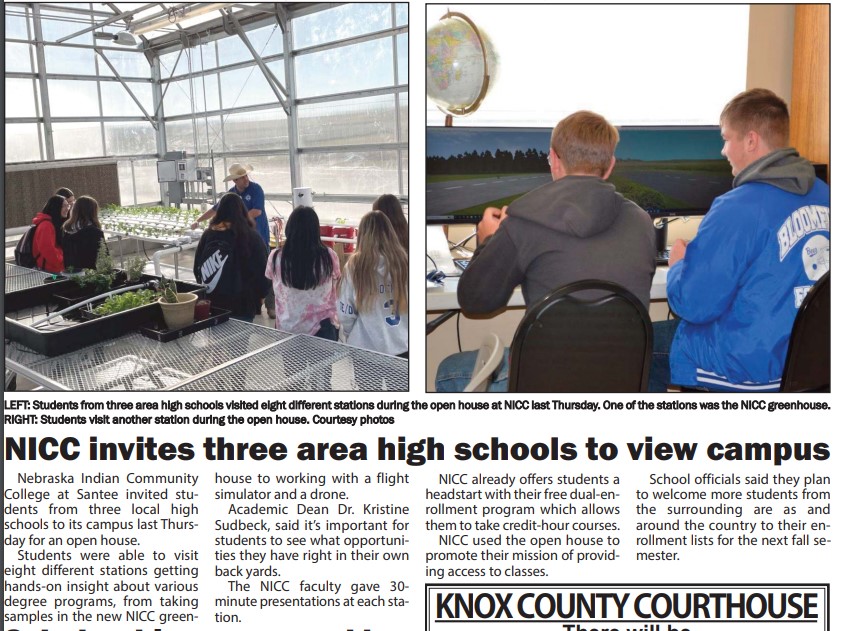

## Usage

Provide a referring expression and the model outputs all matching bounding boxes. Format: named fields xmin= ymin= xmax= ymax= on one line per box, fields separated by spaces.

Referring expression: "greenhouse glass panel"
xmin=39 ymin=10 xmax=94 ymax=45
xmin=216 ymin=33 xmax=252 ymax=67
xmin=295 ymin=37 xmax=393 ymax=98
xmin=293 ymin=4 xmax=391 ymax=49
xmin=5 ymin=78 xmax=39 ymax=118
xmin=223 ymin=108 xmax=288 ymax=151
xmin=134 ymin=159 xmax=162 ymax=204
xmin=48 ymin=80 xmax=101 ymax=118
xmin=251 ymin=23 xmax=284 ymax=58
xmin=52 ymin=122 xmax=104 ymax=159
xmin=397 ymin=33 xmax=407 ymax=84
xmin=192 ymin=74 xmax=221 ymax=113
xmin=44 ymin=44 xmax=96 ymax=75
xmin=300 ymin=150 xmax=399 ymax=196
xmin=162 ymin=78 xmax=194 ymax=117
xmin=5 ymin=123 xmax=42 ymax=163
xmin=396 ymin=3 xmax=408 ymax=26
xmin=100 ymin=81 xmax=154 ymax=117
xmin=219 ymin=65 xmax=281 ymax=110
xmin=100 ymin=49 xmax=151 ymax=78
xmin=5 ymin=9 xmax=30 ymax=39
xmin=196 ymin=39 xmax=217 ymax=71
xmin=104 ymin=121 xmax=157 ymax=156
xmin=165 ymin=117 xmax=224 ymax=155
xmin=399 ymin=92 xmax=408 ymax=142
xmin=159 ymin=49 xmax=190 ymax=78
xmin=6 ymin=42 xmax=33 ymax=73
xmin=401 ymin=149 xmax=408 ymax=195
xmin=117 ymin=160 xmax=136 ymax=205
xmin=225 ymin=155 xmax=292 ymax=196
xmin=298 ymin=94 xmax=396 ymax=148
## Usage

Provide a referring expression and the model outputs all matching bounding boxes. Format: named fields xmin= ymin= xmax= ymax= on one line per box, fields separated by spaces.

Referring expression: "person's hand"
xmin=476 ymin=205 xmax=508 ymax=244
xmin=668 ymin=238 xmax=688 ymax=267
xmin=191 ymin=221 xmax=199 ymax=230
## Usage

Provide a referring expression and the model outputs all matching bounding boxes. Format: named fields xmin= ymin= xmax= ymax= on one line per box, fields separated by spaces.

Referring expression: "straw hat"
xmin=223 ymin=163 xmax=254 ymax=182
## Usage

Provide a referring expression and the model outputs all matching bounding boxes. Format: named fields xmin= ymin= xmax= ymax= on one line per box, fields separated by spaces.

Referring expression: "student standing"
xmin=193 ymin=192 xmax=269 ymax=322
xmin=372 ymin=193 xmax=409 ymax=253
xmin=338 ymin=210 xmax=408 ymax=357
xmin=62 ymin=195 xmax=106 ymax=271
xmin=192 ymin=164 xmax=274 ymax=317
xmin=31 ymin=195 xmax=68 ymax=273
xmin=265 ymin=206 xmax=340 ymax=339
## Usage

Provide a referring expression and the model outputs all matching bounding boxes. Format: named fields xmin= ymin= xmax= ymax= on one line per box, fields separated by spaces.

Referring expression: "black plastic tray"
xmin=51 ymin=270 xmax=129 ymax=309
xmin=4 ymin=275 xmax=205 ymax=357
xmin=137 ymin=307 xmax=231 ymax=342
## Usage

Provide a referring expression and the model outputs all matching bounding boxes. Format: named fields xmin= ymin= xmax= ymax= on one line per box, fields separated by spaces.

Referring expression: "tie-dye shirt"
xmin=265 ymin=247 xmax=340 ymax=335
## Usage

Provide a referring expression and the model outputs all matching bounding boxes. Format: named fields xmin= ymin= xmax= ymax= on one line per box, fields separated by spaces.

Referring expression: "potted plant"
xmin=157 ymin=276 xmax=197 ymax=331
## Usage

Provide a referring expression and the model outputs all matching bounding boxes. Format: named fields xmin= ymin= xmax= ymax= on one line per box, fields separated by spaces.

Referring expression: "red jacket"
xmin=32 ymin=213 xmax=64 ymax=273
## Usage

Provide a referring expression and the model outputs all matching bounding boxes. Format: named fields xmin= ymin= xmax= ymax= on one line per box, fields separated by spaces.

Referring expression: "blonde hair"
xmin=550 ymin=110 xmax=619 ymax=176
xmin=720 ymin=88 xmax=789 ymax=149
xmin=344 ymin=211 xmax=408 ymax=315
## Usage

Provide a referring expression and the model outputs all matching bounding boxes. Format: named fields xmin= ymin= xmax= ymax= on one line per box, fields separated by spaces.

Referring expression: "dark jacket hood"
xmin=504 ymin=176 xmax=622 ymax=238
xmin=733 ymin=147 xmax=816 ymax=195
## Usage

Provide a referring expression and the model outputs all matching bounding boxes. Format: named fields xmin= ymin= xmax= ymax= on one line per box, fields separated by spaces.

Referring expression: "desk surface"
xmin=427 ymin=266 xmax=668 ymax=312
xmin=6 ymin=320 xmax=407 ymax=392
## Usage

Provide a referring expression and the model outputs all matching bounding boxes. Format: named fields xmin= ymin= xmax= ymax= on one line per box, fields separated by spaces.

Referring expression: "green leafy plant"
xmin=92 ymin=289 xmax=157 ymax=316
xmin=125 ymin=256 xmax=146 ymax=282
xmin=73 ymin=240 xmax=116 ymax=292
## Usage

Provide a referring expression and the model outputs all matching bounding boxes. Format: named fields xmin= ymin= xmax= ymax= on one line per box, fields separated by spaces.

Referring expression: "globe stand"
xmin=445 ymin=114 xmax=453 ymax=127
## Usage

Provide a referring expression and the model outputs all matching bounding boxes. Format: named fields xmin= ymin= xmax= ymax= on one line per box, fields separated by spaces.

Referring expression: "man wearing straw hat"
xmin=192 ymin=163 xmax=275 ymax=317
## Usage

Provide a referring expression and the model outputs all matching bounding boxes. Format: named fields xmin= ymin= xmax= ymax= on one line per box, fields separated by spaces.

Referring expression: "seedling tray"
xmin=138 ymin=307 xmax=231 ymax=342
xmin=4 ymin=275 xmax=205 ymax=357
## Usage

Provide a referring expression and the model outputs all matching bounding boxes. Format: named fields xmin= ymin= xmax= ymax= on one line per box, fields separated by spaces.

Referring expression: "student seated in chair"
xmin=649 ymin=88 xmax=830 ymax=392
xmin=435 ymin=110 xmax=656 ymax=392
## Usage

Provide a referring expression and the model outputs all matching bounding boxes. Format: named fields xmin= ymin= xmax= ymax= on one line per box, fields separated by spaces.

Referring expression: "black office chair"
xmin=780 ymin=271 xmax=830 ymax=392
xmin=507 ymin=280 xmax=653 ymax=392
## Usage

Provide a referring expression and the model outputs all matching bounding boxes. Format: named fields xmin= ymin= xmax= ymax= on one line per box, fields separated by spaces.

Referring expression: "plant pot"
xmin=158 ymin=293 xmax=198 ymax=331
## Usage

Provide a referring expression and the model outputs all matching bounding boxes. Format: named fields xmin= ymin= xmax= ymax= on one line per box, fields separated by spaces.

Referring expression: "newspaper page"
xmin=3 ymin=4 xmax=839 ymax=631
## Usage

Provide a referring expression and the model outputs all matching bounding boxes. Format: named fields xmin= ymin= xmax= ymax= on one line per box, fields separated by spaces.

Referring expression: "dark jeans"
xmin=649 ymin=318 xmax=680 ymax=392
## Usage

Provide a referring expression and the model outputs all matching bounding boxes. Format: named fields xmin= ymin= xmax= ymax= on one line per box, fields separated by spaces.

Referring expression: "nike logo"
xmin=200 ymin=250 xmax=229 ymax=293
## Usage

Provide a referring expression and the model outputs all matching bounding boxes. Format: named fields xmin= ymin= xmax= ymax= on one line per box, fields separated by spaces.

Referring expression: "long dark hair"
xmin=209 ymin=192 xmax=255 ymax=258
xmin=41 ymin=195 xmax=66 ymax=247
xmin=55 ymin=187 xmax=74 ymax=200
xmin=373 ymin=194 xmax=408 ymax=252
xmin=276 ymin=206 xmax=334 ymax=290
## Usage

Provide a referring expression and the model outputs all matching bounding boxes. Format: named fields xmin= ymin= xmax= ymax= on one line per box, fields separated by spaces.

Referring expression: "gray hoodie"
xmin=458 ymin=176 xmax=656 ymax=313
xmin=733 ymin=147 xmax=817 ymax=194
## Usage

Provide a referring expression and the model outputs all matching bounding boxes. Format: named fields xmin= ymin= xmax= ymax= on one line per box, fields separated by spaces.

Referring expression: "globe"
xmin=426 ymin=12 xmax=498 ymax=117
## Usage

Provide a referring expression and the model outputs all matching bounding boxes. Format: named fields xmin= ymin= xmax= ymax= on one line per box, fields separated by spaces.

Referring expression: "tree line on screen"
xmin=427 ymin=148 xmax=549 ymax=175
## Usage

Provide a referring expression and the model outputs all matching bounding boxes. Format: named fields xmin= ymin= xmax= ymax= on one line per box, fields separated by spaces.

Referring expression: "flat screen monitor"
xmin=426 ymin=125 xmax=734 ymax=224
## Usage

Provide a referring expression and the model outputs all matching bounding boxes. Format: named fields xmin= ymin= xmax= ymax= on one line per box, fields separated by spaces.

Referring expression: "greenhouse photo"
xmin=4 ymin=2 xmax=410 ymax=391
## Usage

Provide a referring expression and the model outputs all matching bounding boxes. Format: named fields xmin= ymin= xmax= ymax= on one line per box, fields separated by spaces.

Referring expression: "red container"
xmin=194 ymin=299 xmax=211 ymax=321
xmin=319 ymin=225 xmax=333 ymax=238
xmin=332 ymin=226 xmax=357 ymax=253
